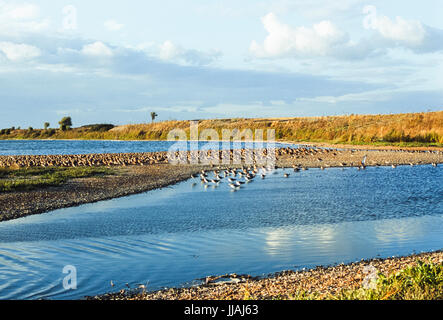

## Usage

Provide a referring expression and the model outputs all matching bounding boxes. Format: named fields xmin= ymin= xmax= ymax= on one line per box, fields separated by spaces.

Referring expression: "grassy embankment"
xmin=1 ymin=111 xmax=442 ymax=146
xmin=0 ymin=166 xmax=114 ymax=192
xmin=293 ymin=261 xmax=442 ymax=300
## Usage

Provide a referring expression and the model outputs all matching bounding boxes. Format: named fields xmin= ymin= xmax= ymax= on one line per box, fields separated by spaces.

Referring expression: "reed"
xmin=1 ymin=111 xmax=442 ymax=146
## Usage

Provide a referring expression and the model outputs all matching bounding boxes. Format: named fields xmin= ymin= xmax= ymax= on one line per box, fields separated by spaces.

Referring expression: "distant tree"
xmin=150 ymin=112 xmax=158 ymax=123
xmin=59 ymin=117 xmax=72 ymax=131
xmin=44 ymin=122 xmax=50 ymax=130
xmin=28 ymin=127 xmax=33 ymax=132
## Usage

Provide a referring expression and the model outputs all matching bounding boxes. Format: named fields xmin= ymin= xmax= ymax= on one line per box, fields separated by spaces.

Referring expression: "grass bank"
xmin=94 ymin=252 xmax=443 ymax=300
xmin=1 ymin=111 xmax=442 ymax=146
xmin=0 ymin=167 xmax=114 ymax=192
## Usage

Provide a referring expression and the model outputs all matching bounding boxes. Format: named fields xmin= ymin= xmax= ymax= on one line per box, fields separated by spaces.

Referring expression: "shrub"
xmin=151 ymin=112 xmax=158 ymax=123
xmin=59 ymin=117 xmax=72 ymax=131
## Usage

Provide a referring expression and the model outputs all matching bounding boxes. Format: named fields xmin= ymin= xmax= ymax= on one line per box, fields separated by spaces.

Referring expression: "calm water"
xmin=0 ymin=140 xmax=296 ymax=155
xmin=0 ymin=165 xmax=441 ymax=300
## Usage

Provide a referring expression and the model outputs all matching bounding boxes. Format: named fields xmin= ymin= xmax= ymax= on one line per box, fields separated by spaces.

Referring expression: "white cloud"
xmin=250 ymin=13 xmax=349 ymax=58
xmin=55 ymin=108 xmax=83 ymax=116
xmin=0 ymin=41 xmax=41 ymax=61
xmin=267 ymin=0 xmax=366 ymax=19
xmin=34 ymin=64 xmax=78 ymax=74
xmin=363 ymin=5 xmax=426 ymax=47
xmin=81 ymin=41 xmax=113 ymax=57
xmin=104 ymin=20 xmax=124 ymax=31
xmin=251 ymin=10 xmax=443 ymax=60
xmin=0 ymin=1 xmax=49 ymax=35
xmin=7 ymin=3 xmax=38 ymax=19
xmin=115 ymin=105 xmax=200 ymax=114
xmin=377 ymin=17 xmax=425 ymax=46
xmin=159 ymin=40 xmax=181 ymax=60
xmin=134 ymin=40 xmax=221 ymax=66
xmin=202 ymin=102 xmax=271 ymax=117
xmin=296 ymin=90 xmax=392 ymax=104
xmin=270 ymin=100 xmax=286 ymax=105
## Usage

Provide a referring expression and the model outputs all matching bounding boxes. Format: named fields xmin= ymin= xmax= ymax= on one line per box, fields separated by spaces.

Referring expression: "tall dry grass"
xmin=108 ymin=111 xmax=443 ymax=145
xmin=1 ymin=111 xmax=442 ymax=145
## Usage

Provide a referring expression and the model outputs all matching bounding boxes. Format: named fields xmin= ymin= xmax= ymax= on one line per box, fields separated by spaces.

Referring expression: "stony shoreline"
xmin=91 ymin=250 xmax=443 ymax=300
xmin=1 ymin=146 xmax=442 ymax=222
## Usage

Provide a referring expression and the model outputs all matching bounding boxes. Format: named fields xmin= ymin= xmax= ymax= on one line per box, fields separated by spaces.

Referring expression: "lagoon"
xmin=0 ymin=165 xmax=441 ymax=299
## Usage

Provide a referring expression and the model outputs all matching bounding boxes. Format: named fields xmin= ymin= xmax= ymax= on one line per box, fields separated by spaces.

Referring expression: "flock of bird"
xmin=0 ymin=148 xmax=439 ymax=171
xmin=0 ymin=147 xmax=337 ymax=168
xmin=190 ymin=155 xmax=439 ymax=191
xmin=190 ymin=164 xmax=304 ymax=191
xmin=0 ymin=152 xmax=168 ymax=168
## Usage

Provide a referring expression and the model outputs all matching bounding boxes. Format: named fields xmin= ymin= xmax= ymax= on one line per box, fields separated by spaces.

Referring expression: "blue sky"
xmin=0 ymin=0 xmax=442 ymax=128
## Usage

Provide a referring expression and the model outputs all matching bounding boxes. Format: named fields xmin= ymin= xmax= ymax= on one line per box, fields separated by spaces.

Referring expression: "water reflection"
xmin=373 ymin=217 xmax=427 ymax=244
xmin=261 ymin=224 xmax=353 ymax=263
xmin=262 ymin=215 xmax=442 ymax=264
xmin=263 ymin=228 xmax=295 ymax=256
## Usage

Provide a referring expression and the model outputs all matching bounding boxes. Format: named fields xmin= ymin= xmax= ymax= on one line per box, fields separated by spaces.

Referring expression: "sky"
xmin=0 ymin=0 xmax=442 ymax=128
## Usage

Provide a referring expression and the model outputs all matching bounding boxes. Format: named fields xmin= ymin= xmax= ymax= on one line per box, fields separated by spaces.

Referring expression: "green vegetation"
xmin=288 ymin=260 xmax=443 ymax=300
xmin=0 ymin=166 xmax=114 ymax=192
xmin=0 ymin=111 xmax=442 ymax=146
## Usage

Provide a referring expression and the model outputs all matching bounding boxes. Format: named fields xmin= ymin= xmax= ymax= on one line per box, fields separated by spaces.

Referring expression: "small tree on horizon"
xmin=44 ymin=122 xmax=50 ymax=130
xmin=59 ymin=117 xmax=72 ymax=131
xmin=150 ymin=112 xmax=158 ymax=123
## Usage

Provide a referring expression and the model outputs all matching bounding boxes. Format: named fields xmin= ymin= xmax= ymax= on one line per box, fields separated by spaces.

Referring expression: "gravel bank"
xmin=91 ymin=250 xmax=443 ymax=300
xmin=0 ymin=164 xmax=205 ymax=222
